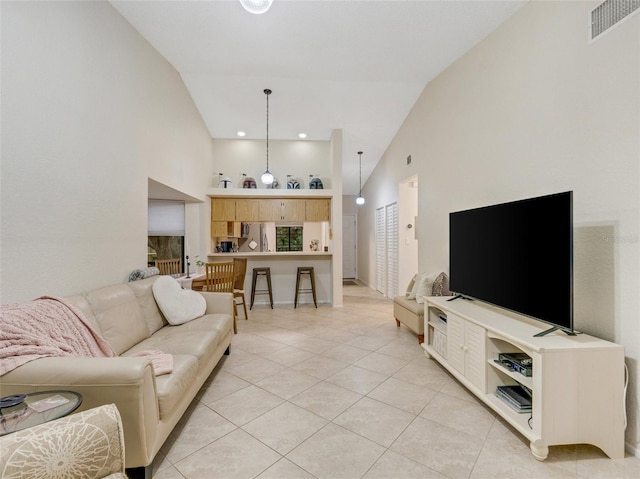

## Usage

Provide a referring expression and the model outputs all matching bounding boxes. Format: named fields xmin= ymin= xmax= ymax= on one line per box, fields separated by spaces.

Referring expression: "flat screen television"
xmin=449 ymin=191 xmax=573 ymax=336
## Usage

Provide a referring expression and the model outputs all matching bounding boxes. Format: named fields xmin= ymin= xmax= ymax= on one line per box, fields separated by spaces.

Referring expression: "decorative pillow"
xmin=432 ymin=272 xmax=450 ymax=297
xmin=152 ymin=276 xmax=206 ymax=325
xmin=416 ymin=272 xmax=439 ymax=304
xmin=405 ymin=274 xmax=418 ymax=297
xmin=407 ymin=273 xmax=425 ymax=299
xmin=128 ymin=267 xmax=160 ymax=282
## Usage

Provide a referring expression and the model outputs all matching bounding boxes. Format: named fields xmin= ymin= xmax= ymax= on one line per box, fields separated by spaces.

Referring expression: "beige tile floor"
xmin=152 ymin=284 xmax=640 ymax=479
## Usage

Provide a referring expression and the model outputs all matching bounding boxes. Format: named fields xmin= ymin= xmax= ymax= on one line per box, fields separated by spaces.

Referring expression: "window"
xmin=276 ymin=226 xmax=303 ymax=252
xmin=148 ymin=236 xmax=184 ymax=269
xmin=148 ymin=200 xmax=185 ymax=269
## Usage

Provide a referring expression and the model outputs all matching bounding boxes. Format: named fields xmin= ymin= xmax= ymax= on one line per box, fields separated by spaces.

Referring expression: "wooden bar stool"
xmin=250 ymin=267 xmax=273 ymax=309
xmin=294 ymin=266 xmax=317 ymax=308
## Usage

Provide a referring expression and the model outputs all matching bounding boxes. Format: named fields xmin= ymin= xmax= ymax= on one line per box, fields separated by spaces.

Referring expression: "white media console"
xmin=423 ymin=296 xmax=625 ymax=461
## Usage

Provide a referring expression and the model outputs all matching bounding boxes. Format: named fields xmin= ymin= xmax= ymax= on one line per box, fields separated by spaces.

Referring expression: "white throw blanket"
xmin=0 ymin=296 xmax=172 ymax=376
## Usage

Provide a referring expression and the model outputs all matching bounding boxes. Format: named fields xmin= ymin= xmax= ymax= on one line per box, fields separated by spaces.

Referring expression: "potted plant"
xmin=194 ymin=257 xmax=206 ymax=274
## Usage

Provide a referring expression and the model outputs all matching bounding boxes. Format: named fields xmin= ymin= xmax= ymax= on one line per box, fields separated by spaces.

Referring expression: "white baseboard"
xmin=626 ymin=441 xmax=640 ymax=458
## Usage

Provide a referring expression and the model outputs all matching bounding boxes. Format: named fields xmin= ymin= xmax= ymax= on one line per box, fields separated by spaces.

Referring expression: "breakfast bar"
xmin=206 ymin=252 xmax=333 ymax=306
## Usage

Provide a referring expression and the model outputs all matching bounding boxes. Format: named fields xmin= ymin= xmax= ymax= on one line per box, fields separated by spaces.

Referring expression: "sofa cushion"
xmin=393 ymin=296 xmax=425 ymax=316
xmin=152 ymin=354 xmax=198 ymax=419
xmin=65 ymin=294 xmax=103 ymax=335
xmin=127 ymin=276 xmax=167 ymax=334
xmin=124 ymin=314 xmax=231 ymax=364
xmin=83 ymin=284 xmax=150 ymax=355
xmin=152 ymin=276 xmax=206 ymax=326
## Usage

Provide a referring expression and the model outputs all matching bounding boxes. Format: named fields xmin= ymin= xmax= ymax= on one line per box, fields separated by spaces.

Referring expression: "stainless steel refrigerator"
xmin=238 ymin=223 xmax=266 ymax=252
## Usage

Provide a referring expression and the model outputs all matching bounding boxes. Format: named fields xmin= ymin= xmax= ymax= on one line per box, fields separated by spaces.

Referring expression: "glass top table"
xmin=0 ymin=390 xmax=82 ymax=436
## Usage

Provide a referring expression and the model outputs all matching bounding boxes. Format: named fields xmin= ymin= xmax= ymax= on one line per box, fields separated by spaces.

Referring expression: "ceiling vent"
xmin=590 ymin=0 xmax=640 ymax=41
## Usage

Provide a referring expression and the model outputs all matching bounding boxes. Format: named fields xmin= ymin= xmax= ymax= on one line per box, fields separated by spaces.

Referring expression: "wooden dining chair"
xmin=233 ymin=258 xmax=248 ymax=321
xmin=156 ymin=258 xmax=182 ymax=275
xmin=205 ymin=261 xmax=237 ymax=333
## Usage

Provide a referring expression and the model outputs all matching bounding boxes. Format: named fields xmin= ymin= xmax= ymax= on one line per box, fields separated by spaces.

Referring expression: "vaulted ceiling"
xmin=112 ymin=0 xmax=525 ymax=194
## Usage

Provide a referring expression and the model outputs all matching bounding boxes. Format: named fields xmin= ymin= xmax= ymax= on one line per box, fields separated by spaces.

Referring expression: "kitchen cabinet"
xmin=305 ymin=199 xmax=331 ymax=221
xmin=260 ymin=199 xmax=306 ymax=222
xmin=235 ymin=199 xmax=261 ymax=221
xmin=211 ymin=221 xmax=241 ymax=238
xmin=211 ymin=199 xmax=236 ymax=221
xmin=211 ymin=221 xmax=228 ymax=238
xmin=211 ymin=196 xmax=329 ymax=223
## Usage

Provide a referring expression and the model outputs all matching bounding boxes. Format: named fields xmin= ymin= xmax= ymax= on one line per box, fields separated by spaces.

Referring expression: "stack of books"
xmin=495 ymin=385 xmax=532 ymax=413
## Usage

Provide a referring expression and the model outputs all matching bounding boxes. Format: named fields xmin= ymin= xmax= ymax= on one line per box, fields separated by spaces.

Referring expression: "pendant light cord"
xmin=264 ymin=88 xmax=271 ymax=172
xmin=358 ymin=151 xmax=363 ymax=195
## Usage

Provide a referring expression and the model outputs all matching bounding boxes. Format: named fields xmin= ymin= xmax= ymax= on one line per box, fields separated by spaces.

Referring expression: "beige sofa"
xmin=1 ymin=276 xmax=234 ymax=478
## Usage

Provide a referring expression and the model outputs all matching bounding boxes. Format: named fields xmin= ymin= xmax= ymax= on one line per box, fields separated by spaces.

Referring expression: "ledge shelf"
xmin=207 ymin=188 xmax=333 ymax=198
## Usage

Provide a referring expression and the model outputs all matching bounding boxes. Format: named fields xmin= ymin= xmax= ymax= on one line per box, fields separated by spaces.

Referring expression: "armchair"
xmin=0 ymin=404 xmax=126 ymax=479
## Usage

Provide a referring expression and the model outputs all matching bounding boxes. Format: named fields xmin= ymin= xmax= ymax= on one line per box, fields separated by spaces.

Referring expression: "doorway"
xmin=342 ymin=214 xmax=357 ymax=279
xmin=398 ymin=175 xmax=418 ymax=293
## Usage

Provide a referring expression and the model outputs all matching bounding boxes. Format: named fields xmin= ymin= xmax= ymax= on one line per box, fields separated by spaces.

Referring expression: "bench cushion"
xmin=393 ymin=296 xmax=424 ymax=316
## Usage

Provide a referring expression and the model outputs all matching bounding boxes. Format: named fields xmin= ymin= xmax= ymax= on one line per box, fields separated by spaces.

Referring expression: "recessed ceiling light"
xmin=298 ymin=133 xmax=307 ymax=139
xmin=237 ymin=131 xmax=246 ymax=137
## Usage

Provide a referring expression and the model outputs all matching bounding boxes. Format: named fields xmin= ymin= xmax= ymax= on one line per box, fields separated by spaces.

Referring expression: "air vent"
xmin=591 ymin=0 xmax=640 ymax=41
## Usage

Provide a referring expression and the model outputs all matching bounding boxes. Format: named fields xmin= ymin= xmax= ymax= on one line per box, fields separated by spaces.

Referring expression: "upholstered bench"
xmin=393 ymin=295 xmax=425 ymax=343
xmin=393 ymin=272 xmax=449 ymax=343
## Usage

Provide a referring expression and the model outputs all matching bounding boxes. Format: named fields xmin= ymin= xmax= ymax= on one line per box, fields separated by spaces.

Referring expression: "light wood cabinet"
xmin=283 ymin=199 xmax=306 ymax=221
xmin=305 ymin=199 xmax=331 ymax=221
xmin=424 ymin=297 xmax=625 ymax=461
xmin=259 ymin=199 xmax=306 ymax=222
xmin=211 ymin=221 xmax=228 ymax=238
xmin=211 ymin=199 xmax=236 ymax=221
xmin=210 ymin=220 xmax=241 ymax=238
xmin=235 ymin=199 xmax=261 ymax=222
xmin=258 ymin=200 xmax=280 ymax=221
xmin=210 ymin=196 xmax=330 ymax=228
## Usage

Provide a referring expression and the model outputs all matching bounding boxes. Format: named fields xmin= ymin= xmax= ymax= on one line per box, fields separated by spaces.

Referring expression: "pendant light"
xmin=261 ymin=89 xmax=274 ymax=185
xmin=239 ymin=0 xmax=273 ymax=15
xmin=356 ymin=151 xmax=365 ymax=205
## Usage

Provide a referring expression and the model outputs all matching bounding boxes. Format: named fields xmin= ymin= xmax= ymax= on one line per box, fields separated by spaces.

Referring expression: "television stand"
xmin=422 ymin=296 xmax=625 ymax=461
xmin=446 ymin=294 xmax=473 ymax=302
xmin=533 ymin=325 xmax=577 ymax=337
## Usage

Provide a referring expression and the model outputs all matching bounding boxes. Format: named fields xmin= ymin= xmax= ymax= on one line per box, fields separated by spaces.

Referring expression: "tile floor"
xmin=152 ymin=284 xmax=640 ymax=479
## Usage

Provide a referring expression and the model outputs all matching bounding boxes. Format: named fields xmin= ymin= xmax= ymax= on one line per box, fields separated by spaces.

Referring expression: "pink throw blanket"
xmin=0 ymin=296 xmax=172 ymax=376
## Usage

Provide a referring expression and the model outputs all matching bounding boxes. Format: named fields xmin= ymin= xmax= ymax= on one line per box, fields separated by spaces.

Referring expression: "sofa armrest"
xmin=0 ymin=357 xmax=159 ymax=469
xmin=0 ymin=404 xmax=126 ymax=478
xmin=198 ymin=291 xmax=233 ymax=316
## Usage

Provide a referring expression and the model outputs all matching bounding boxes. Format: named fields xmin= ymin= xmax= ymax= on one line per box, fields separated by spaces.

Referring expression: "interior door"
xmin=342 ymin=214 xmax=356 ymax=279
xmin=386 ymin=202 xmax=399 ymax=298
xmin=376 ymin=207 xmax=385 ymax=294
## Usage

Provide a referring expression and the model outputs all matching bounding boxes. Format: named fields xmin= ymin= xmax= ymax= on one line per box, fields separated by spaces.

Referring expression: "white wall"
xmin=342 ymin=196 xmax=360 ymax=216
xmin=359 ymin=1 xmax=640 ymax=452
xmin=210 ymin=139 xmax=331 ymax=190
xmin=1 ymin=1 xmax=213 ymax=302
xmin=398 ymin=176 xmax=418 ymax=292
